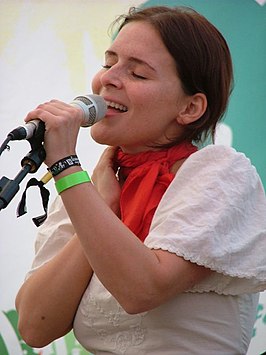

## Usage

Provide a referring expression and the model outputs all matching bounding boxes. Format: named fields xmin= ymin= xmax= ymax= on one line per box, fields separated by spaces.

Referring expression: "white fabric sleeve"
xmin=25 ymin=195 xmax=74 ymax=279
xmin=145 ymin=145 xmax=266 ymax=295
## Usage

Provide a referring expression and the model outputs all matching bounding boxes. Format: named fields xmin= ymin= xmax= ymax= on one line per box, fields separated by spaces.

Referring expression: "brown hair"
xmin=114 ymin=6 xmax=234 ymax=146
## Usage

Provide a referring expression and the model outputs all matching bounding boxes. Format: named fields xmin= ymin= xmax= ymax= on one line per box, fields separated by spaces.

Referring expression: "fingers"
xmin=91 ymin=146 xmax=121 ymax=214
xmin=103 ymin=146 xmax=119 ymax=161
xmin=25 ymin=100 xmax=84 ymax=130
xmin=25 ymin=100 xmax=83 ymax=167
xmin=96 ymin=146 xmax=119 ymax=171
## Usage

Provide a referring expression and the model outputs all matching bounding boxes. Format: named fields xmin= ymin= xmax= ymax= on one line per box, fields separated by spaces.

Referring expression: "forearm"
xmin=16 ymin=235 xmax=92 ymax=348
xmin=59 ymin=174 xmax=163 ymax=311
xmin=59 ymin=171 xmax=212 ymax=314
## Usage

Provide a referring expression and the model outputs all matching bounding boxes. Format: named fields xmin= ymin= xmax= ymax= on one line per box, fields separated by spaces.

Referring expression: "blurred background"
xmin=0 ymin=1 xmax=265 ymax=354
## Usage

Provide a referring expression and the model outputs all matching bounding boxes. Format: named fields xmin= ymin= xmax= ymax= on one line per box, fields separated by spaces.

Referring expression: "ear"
xmin=177 ymin=93 xmax=207 ymax=125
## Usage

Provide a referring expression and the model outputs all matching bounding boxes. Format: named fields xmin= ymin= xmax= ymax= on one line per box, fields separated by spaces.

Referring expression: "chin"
xmin=90 ymin=129 xmax=115 ymax=146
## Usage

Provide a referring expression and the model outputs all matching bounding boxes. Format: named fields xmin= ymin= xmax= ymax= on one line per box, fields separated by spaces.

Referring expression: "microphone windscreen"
xmin=71 ymin=94 xmax=107 ymax=127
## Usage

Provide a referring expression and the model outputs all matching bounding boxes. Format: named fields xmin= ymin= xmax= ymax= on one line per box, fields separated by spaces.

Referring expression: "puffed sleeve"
xmin=26 ymin=195 xmax=74 ymax=279
xmin=145 ymin=145 xmax=266 ymax=295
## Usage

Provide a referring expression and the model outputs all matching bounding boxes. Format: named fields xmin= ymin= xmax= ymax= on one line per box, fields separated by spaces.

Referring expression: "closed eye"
xmin=102 ymin=65 xmax=147 ymax=80
xmin=132 ymin=72 xmax=147 ymax=80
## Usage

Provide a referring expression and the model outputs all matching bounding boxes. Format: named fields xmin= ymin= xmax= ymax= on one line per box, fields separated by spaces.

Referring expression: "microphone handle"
xmin=41 ymin=171 xmax=53 ymax=184
xmin=8 ymin=120 xmax=40 ymax=140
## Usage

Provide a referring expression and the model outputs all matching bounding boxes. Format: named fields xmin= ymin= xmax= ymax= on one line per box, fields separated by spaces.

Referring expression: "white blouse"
xmin=27 ymin=145 xmax=266 ymax=354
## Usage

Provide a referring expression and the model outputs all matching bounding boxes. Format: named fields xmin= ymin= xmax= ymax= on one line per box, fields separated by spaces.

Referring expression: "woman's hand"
xmin=24 ymin=100 xmax=83 ymax=167
xmin=92 ymin=146 xmax=121 ymax=215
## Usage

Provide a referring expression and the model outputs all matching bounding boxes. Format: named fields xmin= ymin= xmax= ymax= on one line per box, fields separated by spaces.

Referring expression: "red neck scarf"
xmin=115 ymin=142 xmax=197 ymax=242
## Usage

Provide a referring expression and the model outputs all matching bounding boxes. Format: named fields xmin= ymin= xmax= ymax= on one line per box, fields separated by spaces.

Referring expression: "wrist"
xmin=48 ymin=155 xmax=81 ymax=177
xmin=55 ymin=170 xmax=91 ymax=194
xmin=53 ymin=166 xmax=83 ymax=181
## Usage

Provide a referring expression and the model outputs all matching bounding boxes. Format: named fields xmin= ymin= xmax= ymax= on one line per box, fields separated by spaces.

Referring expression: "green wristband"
xmin=55 ymin=170 xmax=91 ymax=194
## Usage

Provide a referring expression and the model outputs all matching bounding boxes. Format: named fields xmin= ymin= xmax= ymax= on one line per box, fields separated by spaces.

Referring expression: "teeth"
xmin=106 ymin=100 xmax=128 ymax=112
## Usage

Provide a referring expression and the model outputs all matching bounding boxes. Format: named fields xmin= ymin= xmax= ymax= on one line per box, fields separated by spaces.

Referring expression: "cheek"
xmin=91 ymin=71 xmax=103 ymax=94
xmin=137 ymin=91 xmax=173 ymax=117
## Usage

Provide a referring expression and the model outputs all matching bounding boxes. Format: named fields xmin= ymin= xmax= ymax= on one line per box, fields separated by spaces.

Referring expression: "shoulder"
xmin=184 ymin=144 xmax=253 ymax=170
xmin=146 ymin=146 xmax=266 ymax=291
xmin=149 ymin=143 xmax=265 ymax=237
xmin=174 ymin=144 xmax=260 ymax=189
xmin=25 ymin=196 xmax=74 ymax=279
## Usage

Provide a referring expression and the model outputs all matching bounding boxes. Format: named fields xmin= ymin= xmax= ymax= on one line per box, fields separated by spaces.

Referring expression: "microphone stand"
xmin=0 ymin=122 xmax=46 ymax=212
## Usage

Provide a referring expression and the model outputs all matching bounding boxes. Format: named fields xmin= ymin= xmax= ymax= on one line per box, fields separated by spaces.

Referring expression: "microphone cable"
xmin=0 ymin=136 xmax=11 ymax=156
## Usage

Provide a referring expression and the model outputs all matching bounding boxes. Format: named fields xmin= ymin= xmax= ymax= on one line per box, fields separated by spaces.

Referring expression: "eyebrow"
xmin=105 ymin=50 xmax=156 ymax=72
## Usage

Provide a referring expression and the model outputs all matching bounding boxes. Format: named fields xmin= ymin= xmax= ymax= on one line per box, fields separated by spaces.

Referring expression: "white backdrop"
xmin=0 ymin=1 xmax=265 ymax=354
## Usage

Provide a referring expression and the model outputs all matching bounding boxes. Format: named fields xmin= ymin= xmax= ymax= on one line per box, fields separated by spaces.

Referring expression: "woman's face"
xmin=91 ymin=21 xmax=189 ymax=153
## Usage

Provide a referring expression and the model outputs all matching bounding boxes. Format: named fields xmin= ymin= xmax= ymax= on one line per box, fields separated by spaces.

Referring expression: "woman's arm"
xmin=15 ymin=235 xmax=92 ymax=348
xmin=21 ymin=100 xmax=212 ymax=317
xmin=59 ymin=148 xmax=212 ymax=315
xmin=15 ymin=147 xmax=121 ymax=348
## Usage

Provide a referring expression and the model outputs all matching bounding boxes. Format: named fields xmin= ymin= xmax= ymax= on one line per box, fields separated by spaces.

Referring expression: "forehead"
xmin=107 ymin=21 xmax=175 ymax=68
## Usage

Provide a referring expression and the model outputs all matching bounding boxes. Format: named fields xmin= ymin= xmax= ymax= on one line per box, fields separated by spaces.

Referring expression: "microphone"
xmin=7 ymin=94 xmax=107 ymax=141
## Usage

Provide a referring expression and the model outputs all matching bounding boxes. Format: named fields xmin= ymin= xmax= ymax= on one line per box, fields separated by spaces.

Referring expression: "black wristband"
xmin=48 ymin=155 xmax=81 ymax=177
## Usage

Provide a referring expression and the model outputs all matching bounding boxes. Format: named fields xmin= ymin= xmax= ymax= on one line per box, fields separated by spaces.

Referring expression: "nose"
xmin=100 ymin=65 xmax=123 ymax=89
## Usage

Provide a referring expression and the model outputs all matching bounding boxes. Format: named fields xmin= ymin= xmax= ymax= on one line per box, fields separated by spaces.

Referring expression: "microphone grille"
xmin=74 ymin=94 xmax=107 ymax=127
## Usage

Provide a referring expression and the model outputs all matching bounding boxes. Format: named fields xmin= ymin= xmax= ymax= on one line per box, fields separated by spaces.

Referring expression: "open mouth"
xmin=106 ymin=100 xmax=128 ymax=112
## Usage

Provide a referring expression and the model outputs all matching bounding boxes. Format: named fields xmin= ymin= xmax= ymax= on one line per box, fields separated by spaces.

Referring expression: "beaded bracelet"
xmin=49 ymin=155 xmax=81 ymax=177
xmin=55 ymin=170 xmax=91 ymax=194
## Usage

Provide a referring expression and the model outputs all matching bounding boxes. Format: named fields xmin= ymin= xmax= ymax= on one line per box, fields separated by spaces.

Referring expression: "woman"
xmin=15 ymin=6 xmax=266 ymax=354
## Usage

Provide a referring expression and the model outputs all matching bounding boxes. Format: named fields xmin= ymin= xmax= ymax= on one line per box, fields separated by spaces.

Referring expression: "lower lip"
xmin=105 ymin=107 xmax=126 ymax=116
